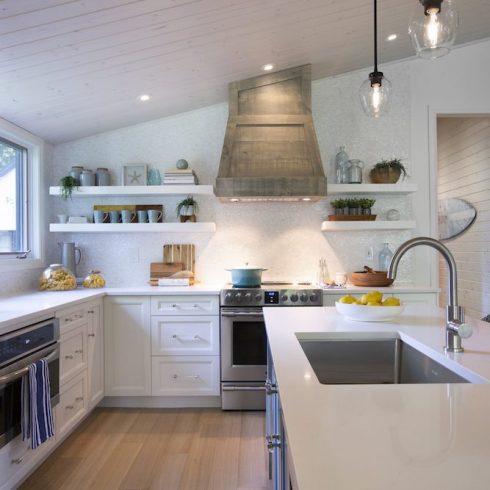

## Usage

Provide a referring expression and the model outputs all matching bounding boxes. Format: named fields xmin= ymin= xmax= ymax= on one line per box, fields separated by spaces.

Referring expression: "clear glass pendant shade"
xmin=359 ymin=74 xmax=392 ymax=117
xmin=409 ymin=0 xmax=458 ymax=59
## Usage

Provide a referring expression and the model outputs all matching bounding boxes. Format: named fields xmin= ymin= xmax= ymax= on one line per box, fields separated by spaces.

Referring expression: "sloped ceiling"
xmin=0 ymin=0 xmax=489 ymax=144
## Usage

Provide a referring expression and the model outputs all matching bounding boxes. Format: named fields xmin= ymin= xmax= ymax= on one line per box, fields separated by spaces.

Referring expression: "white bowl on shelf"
xmin=335 ymin=301 xmax=405 ymax=322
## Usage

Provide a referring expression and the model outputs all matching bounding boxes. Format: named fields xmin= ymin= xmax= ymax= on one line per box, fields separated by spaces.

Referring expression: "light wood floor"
xmin=20 ymin=408 xmax=272 ymax=490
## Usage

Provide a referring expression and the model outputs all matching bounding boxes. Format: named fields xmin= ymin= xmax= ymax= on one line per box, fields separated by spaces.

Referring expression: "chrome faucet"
xmin=387 ymin=237 xmax=473 ymax=353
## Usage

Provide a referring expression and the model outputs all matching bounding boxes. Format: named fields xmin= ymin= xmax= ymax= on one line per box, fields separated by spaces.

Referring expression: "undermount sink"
xmin=297 ymin=333 xmax=470 ymax=384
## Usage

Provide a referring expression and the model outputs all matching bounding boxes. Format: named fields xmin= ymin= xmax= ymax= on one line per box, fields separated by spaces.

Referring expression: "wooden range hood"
xmin=215 ymin=64 xmax=327 ymax=202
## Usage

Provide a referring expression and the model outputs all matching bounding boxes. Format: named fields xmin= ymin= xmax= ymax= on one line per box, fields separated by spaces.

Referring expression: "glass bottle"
xmin=378 ymin=243 xmax=394 ymax=271
xmin=335 ymin=146 xmax=350 ymax=184
xmin=348 ymin=159 xmax=364 ymax=184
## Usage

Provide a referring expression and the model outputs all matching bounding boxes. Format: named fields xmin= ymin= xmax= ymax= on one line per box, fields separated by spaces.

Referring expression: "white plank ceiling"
xmin=0 ymin=0 xmax=489 ymax=144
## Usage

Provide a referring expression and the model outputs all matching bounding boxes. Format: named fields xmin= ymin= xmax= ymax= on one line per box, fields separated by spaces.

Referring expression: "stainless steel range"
xmin=220 ymin=284 xmax=322 ymax=410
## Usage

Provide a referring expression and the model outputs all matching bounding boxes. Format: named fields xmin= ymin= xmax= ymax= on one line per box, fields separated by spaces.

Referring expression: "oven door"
xmin=0 ymin=343 xmax=60 ymax=450
xmin=220 ymin=308 xmax=267 ymax=382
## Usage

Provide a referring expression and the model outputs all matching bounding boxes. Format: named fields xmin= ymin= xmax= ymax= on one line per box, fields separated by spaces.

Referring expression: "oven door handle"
xmin=222 ymin=385 xmax=266 ymax=391
xmin=0 ymin=346 xmax=59 ymax=386
xmin=221 ymin=311 xmax=264 ymax=318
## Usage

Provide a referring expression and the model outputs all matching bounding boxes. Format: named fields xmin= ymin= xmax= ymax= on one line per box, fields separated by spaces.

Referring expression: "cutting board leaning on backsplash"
xmin=163 ymin=244 xmax=195 ymax=275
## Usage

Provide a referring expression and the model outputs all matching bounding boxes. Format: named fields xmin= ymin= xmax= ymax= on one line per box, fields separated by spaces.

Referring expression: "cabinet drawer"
xmin=56 ymin=371 xmax=88 ymax=439
xmin=57 ymin=306 xmax=87 ymax=332
xmin=60 ymin=324 xmax=87 ymax=385
xmin=151 ymin=296 xmax=219 ymax=316
xmin=151 ymin=316 xmax=219 ymax=356
xmin=151 ymin=356 xmax=220 ymax=396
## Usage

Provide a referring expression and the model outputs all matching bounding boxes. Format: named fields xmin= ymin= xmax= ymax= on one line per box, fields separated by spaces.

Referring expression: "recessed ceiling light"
xmin=229 ymin=198 xmax=240 ymax=202
xmin=262 ymin=63 xmax=274 ymax=71
xmin=301 ymin=197 xmax=312 ymax=201
xmin=386 ymin=34 xmax=398 ymax=41
xmin=138 ymin=94 xmax=151 ymax=102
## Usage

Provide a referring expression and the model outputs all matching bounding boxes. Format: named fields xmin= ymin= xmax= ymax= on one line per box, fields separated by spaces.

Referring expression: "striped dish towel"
xmin=21 ymin=359 xmax=55 ymax=449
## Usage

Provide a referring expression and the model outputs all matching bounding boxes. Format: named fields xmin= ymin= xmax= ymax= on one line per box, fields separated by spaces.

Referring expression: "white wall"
xmin=46 ymin=63 xmax=415 ymax=286
xmin=437 ymin=117 xmax=490 ymax=320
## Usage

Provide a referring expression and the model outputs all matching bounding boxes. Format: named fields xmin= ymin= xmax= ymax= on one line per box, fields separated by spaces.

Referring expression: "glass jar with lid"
xmin=39 ymin=264 xmax=77 ymax=291
xmin=348 ymin=159 xmax=364 ymax=184
xmin=82 ymin=270 xmax=106 ymax=289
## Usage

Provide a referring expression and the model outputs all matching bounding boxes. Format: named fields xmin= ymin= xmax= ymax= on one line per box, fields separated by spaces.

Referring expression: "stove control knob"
xmin=255 ymin=293 xmax=262 ymax=302
xmin=300 ymin=293 xmax=308 ymax=302
xmin=309 ymin=293 xmax=319 ymax=303
xmin=224 ymin=293 xmax=233 ymax=303
xmin=290 ymin=293 xmax=299 ymax=302
xmin=281 ymin=294 xmax=288 ymax=302
xmin=235 ymin=293 xmax=243 ymax=303
xmin=244 ymin=293 xmax=252 ymax=302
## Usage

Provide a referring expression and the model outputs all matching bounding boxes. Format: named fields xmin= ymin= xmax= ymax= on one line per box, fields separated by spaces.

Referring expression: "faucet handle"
xmin=448 ymin=321 xmax=473 ymax=339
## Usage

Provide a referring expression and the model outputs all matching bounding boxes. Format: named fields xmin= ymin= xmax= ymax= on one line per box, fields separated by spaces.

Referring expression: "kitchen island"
xmin=264 ymin=305 xmax=490 ymax=490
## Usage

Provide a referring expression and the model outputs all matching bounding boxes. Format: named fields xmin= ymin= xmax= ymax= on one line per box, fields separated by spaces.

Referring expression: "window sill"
xmin=0 ymin=258 xmax=44 ymax=272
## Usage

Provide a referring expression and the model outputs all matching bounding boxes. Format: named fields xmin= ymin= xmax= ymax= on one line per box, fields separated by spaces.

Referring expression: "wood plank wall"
xmin=437 ymin=117 xmax=490 ymax=320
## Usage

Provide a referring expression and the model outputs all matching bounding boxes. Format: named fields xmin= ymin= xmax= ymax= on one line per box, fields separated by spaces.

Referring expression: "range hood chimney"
xmin=215 ymin=64 xmax=327 ymax=202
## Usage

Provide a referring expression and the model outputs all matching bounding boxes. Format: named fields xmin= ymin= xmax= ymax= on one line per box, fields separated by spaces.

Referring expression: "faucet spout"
xmin=387 ymin=236 xmax=470 ymax=353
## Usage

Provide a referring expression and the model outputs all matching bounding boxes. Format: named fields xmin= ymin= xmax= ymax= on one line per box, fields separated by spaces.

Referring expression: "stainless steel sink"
xmin=297 ymin=333 xmax=470 ymax=384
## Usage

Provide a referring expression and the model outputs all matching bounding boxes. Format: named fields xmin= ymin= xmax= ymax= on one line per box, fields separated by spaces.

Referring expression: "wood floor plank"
xmin=20 ymin=408 xmax=272 ymax=490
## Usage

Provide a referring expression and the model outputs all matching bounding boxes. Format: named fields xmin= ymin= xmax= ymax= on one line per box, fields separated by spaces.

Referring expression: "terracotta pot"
xmin=369 ymin=167 xmax=401 ymax=184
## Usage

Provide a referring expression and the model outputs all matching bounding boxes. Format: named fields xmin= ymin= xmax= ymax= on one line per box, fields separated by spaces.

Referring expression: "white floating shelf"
xmin=327 ymin=183 xmax=417 ymax=195
xmin=49 ymin=184 xmax=214 ymax=197
xmin=49 ymin=223 xmax=216 ymax=233
xmin=321 ymin=220 xmax=416 ymax=232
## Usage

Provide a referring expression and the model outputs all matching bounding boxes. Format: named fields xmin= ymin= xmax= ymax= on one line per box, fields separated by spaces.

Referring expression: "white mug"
xmin=334 ymin=272 xmax=347 ymax=287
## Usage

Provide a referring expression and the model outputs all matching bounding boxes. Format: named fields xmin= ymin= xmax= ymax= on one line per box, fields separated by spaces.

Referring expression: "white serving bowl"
xmin=335 ymin=301 xmax=405 ymax=322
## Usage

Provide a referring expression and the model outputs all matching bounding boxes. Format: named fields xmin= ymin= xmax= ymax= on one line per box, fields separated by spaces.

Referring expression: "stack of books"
xmin=163 ymin=169 xmax=198 ymax=184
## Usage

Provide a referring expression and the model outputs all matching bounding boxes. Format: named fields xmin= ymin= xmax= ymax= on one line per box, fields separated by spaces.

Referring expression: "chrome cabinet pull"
xmin=75 ymin=397 xmax=84 ymax=402
xmin=65 ymin=405 xmax=74 ymax=410
xmin=88 ymin=333 xmax=96 ymax=337
xmin=75 ymin=349 xmax=83 ymax=354
xmin=65 ymin=355 xmax=74 ymax=359
xmin=11 ymin=457 xmax=23 ymax=465
xmin=87 ymin=310 xmax=95 ymax=314
xmin=172 ymin=334 xmax=200 ymax=341
xmin=172 ymin=374 xmax=200 ymax=380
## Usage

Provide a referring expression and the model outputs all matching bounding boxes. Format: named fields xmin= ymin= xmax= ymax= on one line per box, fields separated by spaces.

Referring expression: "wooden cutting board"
xmin=163 ymin=244 xmax=195 ymax=274
xmin=150 ymin=262 xmax=184 ymax=278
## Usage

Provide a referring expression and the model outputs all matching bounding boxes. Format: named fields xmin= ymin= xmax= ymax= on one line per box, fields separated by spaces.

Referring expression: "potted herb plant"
xmin=330 ymin=199 xmax=345 ymax=215
xmin=176 ymin=195 xmax=198 ymax=222
xmin=59 ymin=175 xmax=78 ymax=200
xmin=360 ymin=198 xmax=376 ymax=215
xmin=347 ymin=198 xmax=361 ymax=215
xmin=369 ymin=159 xmax=408 ymax=183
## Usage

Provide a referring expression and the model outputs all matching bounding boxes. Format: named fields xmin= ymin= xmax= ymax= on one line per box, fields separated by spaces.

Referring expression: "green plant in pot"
xmin=176 ymin=195 xmax=198 ymax=222
xmin=59 ymin=175 xmax=78 ymax=200
xmin=330 ymin=199 xmax=346 ymax=215
xmin=360 ymin=198 xmax=376 ymax=215
xmin=369 ymin=159 xmax=407 ymax=184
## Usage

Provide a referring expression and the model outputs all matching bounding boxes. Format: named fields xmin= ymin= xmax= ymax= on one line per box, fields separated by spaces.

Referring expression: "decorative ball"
xmin=386 ymin=209 xmax=400 ymax=221
xmin=176 ymin=159 xmax=189 ymax=169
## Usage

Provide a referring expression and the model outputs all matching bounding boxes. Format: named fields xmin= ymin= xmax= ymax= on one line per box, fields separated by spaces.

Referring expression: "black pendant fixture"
xmin=409 ymin=0 xmax=459 ymax=59
xmin=359 ymin=0 xmax=392 ymax=117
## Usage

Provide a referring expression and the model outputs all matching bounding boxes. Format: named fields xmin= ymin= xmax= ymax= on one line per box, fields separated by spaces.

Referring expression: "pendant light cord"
xmin=373 ymin=0 xmax=378 ymax=73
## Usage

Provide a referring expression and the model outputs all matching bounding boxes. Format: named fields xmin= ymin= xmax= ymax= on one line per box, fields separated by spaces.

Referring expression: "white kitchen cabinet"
xmin=151 ymin=315 xmax=219 ymax=356
xmin=56 ymin=370 xmax=88 ymax=439
xmin=151 ymin=356 xmax=220 ymax=396
xmin=87 ymin=301 xmax=104 ymax=408
xmin=104 ymin=296 xmax=151 ymax=396
xmin=151 ymin=295 xmax=219 ymax=315
xmin=323 ymin=291 xmax=438 ymax=306
xmin=59 ymin=323 xmax=87 ymax=385
xmin=150 ymin=294 xmax=220 ymax=399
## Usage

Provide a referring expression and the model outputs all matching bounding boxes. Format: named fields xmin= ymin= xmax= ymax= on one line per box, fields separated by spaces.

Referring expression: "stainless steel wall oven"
xmin=0 ymin=318 xmax=60 ymax=449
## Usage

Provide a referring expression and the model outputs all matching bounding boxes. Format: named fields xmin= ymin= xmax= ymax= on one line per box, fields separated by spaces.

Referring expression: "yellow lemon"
xmin=366 ymin=290 xmax=383 ymax=303
xmin=382 ymin=297 xmax=401 ymax=306
xmin=367 ymin=301 xmax=381 ymax=306
xmin=355 ymin=299 xmax=364 ymax=305
xmin=339 ymin=295 xmax=356 ymax=304
xmin=360 ymin=294 xmax=370 ymax=305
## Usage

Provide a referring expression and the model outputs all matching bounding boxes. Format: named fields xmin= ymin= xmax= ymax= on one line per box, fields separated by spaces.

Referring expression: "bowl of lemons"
xmin=335 ymin=291 xmax=404 ymax=322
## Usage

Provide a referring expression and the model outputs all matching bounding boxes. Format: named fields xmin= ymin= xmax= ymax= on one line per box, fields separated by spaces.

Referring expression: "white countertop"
xmin=264 ymin=305 xmax=490 ymax=490
xmin=321 ymin=285 xmax=439 ymax=294
xmin=0 ymin=285 xmax=222 ymax=333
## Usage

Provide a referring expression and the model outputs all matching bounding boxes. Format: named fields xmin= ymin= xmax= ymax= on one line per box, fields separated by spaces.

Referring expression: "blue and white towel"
xmin=21 ymin=359 xmax=55 ymax=449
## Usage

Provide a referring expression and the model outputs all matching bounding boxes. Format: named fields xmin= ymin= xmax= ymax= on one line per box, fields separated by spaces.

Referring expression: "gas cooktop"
xmin=221 ymin=283 xmax=323 ymax=307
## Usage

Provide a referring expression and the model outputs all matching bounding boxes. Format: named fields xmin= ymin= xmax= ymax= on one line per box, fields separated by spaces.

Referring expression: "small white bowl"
xmin=335 ymin=301 xmax=405 ymax=322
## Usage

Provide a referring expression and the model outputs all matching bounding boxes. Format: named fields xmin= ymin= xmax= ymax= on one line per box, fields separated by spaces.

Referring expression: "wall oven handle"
xmin=0 ymin=347 xmax=58 ymax=385
xmin=221 ymin=311 xmax=264 ymax=318
xmin=221 ymin=385 xmax=266 ymax=391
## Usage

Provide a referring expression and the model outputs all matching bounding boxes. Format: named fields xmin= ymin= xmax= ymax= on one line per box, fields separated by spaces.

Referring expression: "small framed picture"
xmin=122 ymin=164 xmax=147 ymax=186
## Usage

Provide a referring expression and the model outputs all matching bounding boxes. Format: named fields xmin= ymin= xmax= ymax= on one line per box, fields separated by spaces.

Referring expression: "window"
xmin=0 ymin=118 xmax=43 ymax=270
xmin=0 ymin=137 xmax=28 ymax=255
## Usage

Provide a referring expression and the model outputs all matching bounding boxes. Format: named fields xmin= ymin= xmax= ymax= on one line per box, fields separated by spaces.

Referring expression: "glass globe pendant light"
xmin=409 ymin=0 xmax=459 ymax=59
xmin=359 ymin=0 xmax=392 ymax=117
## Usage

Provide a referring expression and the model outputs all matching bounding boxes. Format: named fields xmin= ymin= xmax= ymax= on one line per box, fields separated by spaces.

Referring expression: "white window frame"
xmin=0 ymin=118 xmax=44 ymax=271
